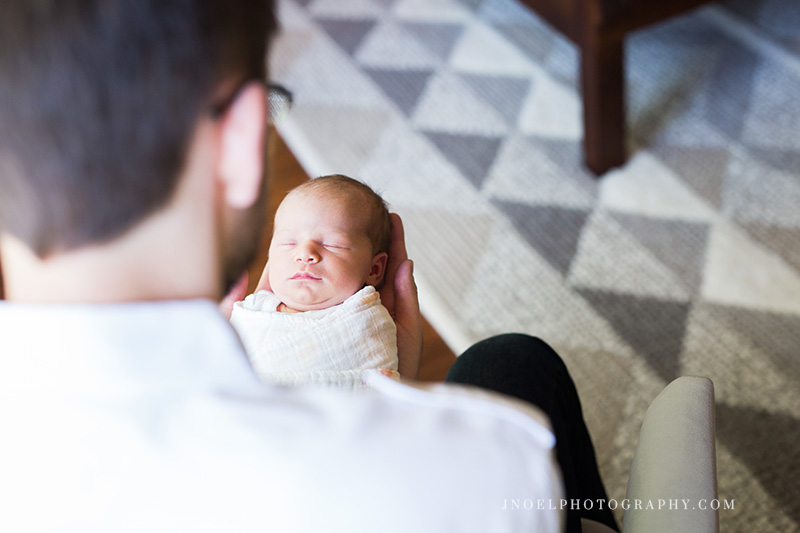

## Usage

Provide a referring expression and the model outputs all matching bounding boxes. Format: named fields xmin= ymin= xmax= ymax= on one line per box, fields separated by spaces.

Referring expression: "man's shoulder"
xmin=210 ymin=380 xmax=563 ymax=531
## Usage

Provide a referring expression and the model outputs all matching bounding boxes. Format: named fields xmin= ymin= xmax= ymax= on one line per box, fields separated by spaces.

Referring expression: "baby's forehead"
xmin=277 ymin=187 xmax=373 ymax=231
xmin=296 ymin=184 xmax=362 ymax=203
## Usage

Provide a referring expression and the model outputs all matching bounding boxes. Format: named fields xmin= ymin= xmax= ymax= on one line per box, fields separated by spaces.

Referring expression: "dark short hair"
xmin=0 ymin=0 xmax=276 ymax=257
xmin=291 ymin=175 xmax=392 ymax=255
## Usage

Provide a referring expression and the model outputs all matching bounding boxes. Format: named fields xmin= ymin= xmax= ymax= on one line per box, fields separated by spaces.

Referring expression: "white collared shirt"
xmin=0 ymin=299 xmax=563 ymax=532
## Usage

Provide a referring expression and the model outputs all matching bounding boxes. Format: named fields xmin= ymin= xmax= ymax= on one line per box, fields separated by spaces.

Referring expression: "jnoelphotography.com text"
xmin=502 ymin=498 xmax=735 ymax=512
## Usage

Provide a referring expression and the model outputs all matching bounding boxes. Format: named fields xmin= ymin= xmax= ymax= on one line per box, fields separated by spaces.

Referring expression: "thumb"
xmin=394 ymin=260 xmax=419 ymax=320
xmin=393 ymin=259 xmax=423 ymax=379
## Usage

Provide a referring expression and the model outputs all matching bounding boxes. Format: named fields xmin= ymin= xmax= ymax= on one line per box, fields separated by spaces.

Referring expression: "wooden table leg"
xmin=580 ymin=27 xmax=626 ymax=175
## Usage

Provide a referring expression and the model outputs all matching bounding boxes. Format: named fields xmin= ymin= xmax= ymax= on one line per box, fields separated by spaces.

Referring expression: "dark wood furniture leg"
xmin=516 ymin=0 xmax=718 ymax=175
xmin=580 ymin=28 xmax=626 ymax=175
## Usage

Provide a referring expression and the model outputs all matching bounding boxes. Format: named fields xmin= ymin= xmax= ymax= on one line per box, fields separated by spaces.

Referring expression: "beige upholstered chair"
xmin=583 ymin=376 xmax=718 ymax=532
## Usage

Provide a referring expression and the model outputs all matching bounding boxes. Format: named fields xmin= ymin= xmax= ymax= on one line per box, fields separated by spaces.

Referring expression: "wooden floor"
xmin=254 ymin=132 xmax=458 ymax=382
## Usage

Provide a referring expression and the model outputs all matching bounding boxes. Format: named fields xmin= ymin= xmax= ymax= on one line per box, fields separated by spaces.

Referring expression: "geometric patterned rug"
xmin=270 ymin=0 xmax=800 ymax=530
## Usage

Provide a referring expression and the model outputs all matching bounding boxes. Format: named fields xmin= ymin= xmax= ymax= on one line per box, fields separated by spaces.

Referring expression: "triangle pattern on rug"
xmin=477 ymin=0 xmax=543 ymax=26
xmin=568 ymin=210 xmax=692 ymax=301
xmin=400 ymin=21 xmax=464 ymax=62
xmin=448 ymin=18 xmax=538 ymax=76
xmin=457 ymin=0 xmax=484 ymax=11
xmin=482 ymin=134 xmax=596 ymax=209
xmin=460 ymin=73 xmax=532 ymax=125
xmin=354 ymin=19 xmax=440 ymax=69
xmin=741 ymin=59 xmax=800 ymax=152
xmin=576 ymin=288 xmax=691 ymax=383
xmin=275 ymin=26 xmax=388 ymax=109
xmin=707 ymin=303 xmax=800 ymax=382
xmin=534 ymin=136 xmax=598 ymax=181
xmin=358 ymin=119 xmax=484 ymax=212
xmin=716 ymin=403 xmax=800 ymax=527
xmin=286 ymin=104 xmax=391 ymax=176
xmin=363 ymin=68 xmax=433 ymax=116
xmin=599 ymin=152 xmax=716 ymax=223
xmin=608 ymin=212 xmax=710 ymax=295
xmin=655 ymin=145 xmax=730 ymax=210
xmin=315 ymin=18 xmax=378 ymax=57
xmin=704 ymin=39 xmax=760 ymax=142
xmin=492 ymin=21 xmax=555 ymax=64
xmin=412 ymin=71 xmax=508 ymax=135
xmin=741 ymin=222 xmax=800 ymax=273
xmin=723 ymin=155 xmax=800 ymax=229
xmin=517 ymin=73 xmax=582 ymax=140
xmin=492 ymin=200 xmax=590 ymax=277
xmin=307 ymin=0 xmax=386 ymax=19
xmin=423 ymin=132 xmax=502 ymax=189
xmin=702 ymin=218 xmax=800 ymax=315
xmin=748 ymin=146 xmax=800 ymax=176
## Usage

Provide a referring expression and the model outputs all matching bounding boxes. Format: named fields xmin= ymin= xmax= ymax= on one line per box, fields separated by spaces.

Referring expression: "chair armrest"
xmin=623 ymin=376 xmax=718 ymax=533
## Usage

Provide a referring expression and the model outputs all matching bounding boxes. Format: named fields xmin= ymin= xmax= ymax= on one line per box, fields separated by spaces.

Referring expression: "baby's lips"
xmin=290 ymin=272 xmax=321 ymax=281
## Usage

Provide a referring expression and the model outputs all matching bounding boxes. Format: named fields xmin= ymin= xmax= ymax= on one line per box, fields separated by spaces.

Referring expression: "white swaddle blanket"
xmin=230 ymin=286 xmax=398 ymax=390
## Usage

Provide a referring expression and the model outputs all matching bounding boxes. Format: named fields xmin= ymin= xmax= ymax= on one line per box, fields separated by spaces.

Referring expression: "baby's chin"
xmin=274 ymin=290 xmax=345 ymax=313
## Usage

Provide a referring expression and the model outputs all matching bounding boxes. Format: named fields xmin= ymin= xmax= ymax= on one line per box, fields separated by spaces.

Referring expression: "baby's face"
xmin=267 ymin=189 xmax=385 ymax=312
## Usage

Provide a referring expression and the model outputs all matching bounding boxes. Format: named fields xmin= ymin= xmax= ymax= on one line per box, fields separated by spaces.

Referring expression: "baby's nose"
xmin=295 ymin=244 xmax=320 ymax=263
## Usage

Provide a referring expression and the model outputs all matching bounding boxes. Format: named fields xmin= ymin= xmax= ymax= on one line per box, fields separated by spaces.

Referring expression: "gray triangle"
xmin=423 ymin=132 xmax=502 ymax=189
xmin=742 ymin=223 xmax=800 ymax=273
xmin=478 ymin=0 xmax=542 ymax=26
xmin=492 ymin=22 xmax=554 ymax=63
xmin=534 ymin=136 xmax=600 ymax=181
xmin=295 ymin=0 xmax=314 ymax=6
xmin=491 ymin=201 xmax=590 ymax=276
xmin=460 ymin=73 xmax=531 ymax=125
xmin=609 ymin=213 xmax=710 ymax=295
xmin=749 ymin=146 xmax=800 ymax=175
xmin=459 ymin=0 xmax=484 ymax=11
xmin=709 ymin=303 xmax=800 ymax=381
xmin=716 ymin=404 xmax=800 ymax=526
xmin=656 ymin=145 xmax=730 ymax=209
xmin=401 ymin=22 xmax=464 ymax=62
xmin=363 ymin=68 xmax=433 ymax=116
xmin=315 ymin=18 xmax=377 ymax=56
xmin=576 ymin=288 xmax=690 ymax=383
xmin=705 ymin=40 xmax=760 ymax=141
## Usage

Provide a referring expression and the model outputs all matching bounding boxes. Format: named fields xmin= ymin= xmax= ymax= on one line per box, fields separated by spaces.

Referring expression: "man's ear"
xmin=218 ymin=82 xmax=267 ymax=209
xmin=367 ymin=252 xmax=389 ymax=287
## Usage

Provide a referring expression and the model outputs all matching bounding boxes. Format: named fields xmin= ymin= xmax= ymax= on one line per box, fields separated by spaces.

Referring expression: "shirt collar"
xmin=0 ymin=299 xmax=262 ymax=395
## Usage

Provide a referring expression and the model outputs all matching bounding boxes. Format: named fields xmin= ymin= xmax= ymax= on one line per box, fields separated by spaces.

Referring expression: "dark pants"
xmin=445 ymin=334 xmax=619 ymax=533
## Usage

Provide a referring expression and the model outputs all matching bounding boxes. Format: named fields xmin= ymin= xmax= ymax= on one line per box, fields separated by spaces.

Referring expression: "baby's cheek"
xmin=267 ymin=263 xmax=285 ymax=295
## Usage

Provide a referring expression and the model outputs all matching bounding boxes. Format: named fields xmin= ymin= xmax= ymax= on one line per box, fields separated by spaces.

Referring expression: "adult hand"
xmin=380 ymin=214 xmax=423 ymax=380
xmin=219 ymin=271 xmax=249 ymax=320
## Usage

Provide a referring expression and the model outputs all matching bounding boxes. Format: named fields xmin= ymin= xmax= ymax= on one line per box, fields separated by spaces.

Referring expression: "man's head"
xmin=0 ymin=0 xmax=276 ymax=295
xmin=267 ymin=175 xmax=391 ymax=313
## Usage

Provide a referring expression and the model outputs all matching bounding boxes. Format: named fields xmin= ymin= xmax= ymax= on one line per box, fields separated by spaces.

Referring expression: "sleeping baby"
xmin=230 ymin=174 xmax=399 ymax=390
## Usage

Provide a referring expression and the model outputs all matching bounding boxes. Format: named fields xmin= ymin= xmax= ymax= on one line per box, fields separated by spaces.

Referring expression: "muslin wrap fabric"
xmin=230 ymin=286 xmax=399 ymax=390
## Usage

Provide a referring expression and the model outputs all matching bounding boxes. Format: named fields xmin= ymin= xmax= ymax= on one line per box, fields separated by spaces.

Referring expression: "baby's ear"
xmin=367 ymin=252 xmax=389 ymax=288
